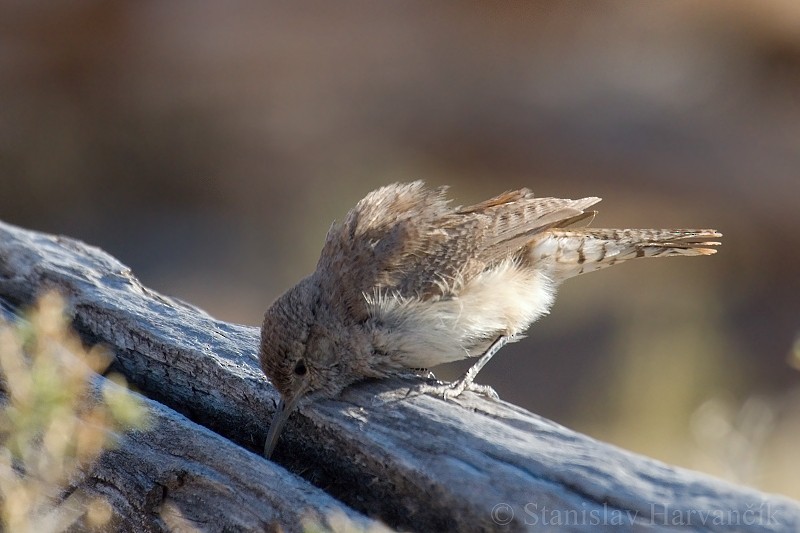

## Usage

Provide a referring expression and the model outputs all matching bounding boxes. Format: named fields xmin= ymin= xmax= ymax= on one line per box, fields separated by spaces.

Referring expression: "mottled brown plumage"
xmin=260 ymin=181 xmax=721 ymax=457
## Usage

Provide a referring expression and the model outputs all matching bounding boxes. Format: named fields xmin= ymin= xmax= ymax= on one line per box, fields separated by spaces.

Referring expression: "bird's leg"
xmin=422 ymin=335 xmax=510 ymax=401
xmin=445 ymin=335 xmax=509 ymax=399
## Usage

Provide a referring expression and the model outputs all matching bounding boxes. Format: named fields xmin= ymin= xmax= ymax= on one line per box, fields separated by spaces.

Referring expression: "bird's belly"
xmin=366 ymin=260 xmax=557 ymax=368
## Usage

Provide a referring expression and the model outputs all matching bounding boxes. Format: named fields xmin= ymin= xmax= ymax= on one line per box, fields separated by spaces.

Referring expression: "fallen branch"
xmin=1 ymin=220 xmax=797 ymax=532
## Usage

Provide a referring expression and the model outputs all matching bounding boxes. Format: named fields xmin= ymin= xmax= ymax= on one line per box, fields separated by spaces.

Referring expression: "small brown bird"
xmin=260 ymin=181 xmax=720 ymax=457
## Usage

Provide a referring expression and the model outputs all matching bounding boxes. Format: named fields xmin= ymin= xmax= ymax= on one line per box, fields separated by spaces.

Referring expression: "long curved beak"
xmin=264 ymin=392 xmax=303 ymax=458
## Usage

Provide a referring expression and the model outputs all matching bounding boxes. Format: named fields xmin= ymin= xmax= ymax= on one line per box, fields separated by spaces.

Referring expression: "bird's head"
xmin=259 ymin=276 xmax=367 ymax=457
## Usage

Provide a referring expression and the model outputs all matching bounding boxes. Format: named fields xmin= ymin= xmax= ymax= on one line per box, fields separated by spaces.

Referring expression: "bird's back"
xmin=316 ymin=181 xmax=600 ymax=317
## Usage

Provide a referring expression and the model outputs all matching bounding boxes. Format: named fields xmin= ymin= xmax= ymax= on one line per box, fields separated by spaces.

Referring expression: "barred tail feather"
xmin=528 ymin=228 xmax=722 ymax=281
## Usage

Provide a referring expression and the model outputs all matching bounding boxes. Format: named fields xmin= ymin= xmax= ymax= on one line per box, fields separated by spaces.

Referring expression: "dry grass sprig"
xmin=0 ymin=292 xmax=149 ymax=532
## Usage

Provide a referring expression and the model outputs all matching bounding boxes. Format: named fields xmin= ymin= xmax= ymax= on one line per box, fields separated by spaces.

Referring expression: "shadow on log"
xmin=0 ymin=219 xmax=798 ymax=532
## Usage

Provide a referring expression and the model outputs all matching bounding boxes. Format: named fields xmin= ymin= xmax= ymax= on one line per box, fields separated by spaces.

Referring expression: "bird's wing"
xmin=452 ymin=190 xmax=601 ymax=268
xmin=316 ymin=181 xmax=452 ymax=321
xmin=316 ymin=181 xmax=600 ymax=321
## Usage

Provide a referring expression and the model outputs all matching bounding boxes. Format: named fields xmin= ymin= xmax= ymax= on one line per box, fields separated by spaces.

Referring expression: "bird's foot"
xmin=419 ymin=378 xmax=499 ymax=401
xmin=414 ymin=335 xmax=511 ymax=401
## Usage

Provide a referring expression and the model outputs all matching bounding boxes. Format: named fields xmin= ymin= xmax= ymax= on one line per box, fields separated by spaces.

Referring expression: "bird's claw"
xmin=419 ymin=378 xmax=500 ymax=401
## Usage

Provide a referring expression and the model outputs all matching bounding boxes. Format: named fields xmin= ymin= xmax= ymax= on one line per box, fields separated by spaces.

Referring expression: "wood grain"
xmin=1 ymin=219 xmax=797 ymax=532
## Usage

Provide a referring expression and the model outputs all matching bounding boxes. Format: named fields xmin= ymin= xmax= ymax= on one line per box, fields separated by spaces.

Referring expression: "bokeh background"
xmin=2 ymin=2 xmax=798 ymax=499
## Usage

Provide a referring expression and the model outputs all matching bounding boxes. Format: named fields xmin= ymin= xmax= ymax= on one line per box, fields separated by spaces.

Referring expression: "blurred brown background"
xmin=1 ymin=2 xmax=798 ymax=498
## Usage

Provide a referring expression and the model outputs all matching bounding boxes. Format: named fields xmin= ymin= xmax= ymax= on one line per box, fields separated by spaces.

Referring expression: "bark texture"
xmin=0 ymin=220 xmax=797 ymax=532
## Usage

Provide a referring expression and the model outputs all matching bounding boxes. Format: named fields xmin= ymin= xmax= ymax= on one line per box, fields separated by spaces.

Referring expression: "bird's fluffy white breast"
xmin=365 ymin=260 xmax=557 ymax=369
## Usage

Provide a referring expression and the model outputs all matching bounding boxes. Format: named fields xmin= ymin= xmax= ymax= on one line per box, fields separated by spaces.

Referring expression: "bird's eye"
xmin=293 ymin=359 xmax=307 ymax=376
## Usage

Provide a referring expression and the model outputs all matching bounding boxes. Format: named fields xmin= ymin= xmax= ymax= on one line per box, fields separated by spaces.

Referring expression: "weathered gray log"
xmin=86 ymin=396 xmax=381 ymax=532
xmin=0 ymin=298 xmax=378 ymax=533
xmin=1 ymin=219 xmax=798 ymax=532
